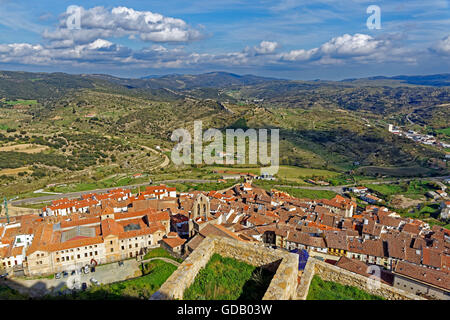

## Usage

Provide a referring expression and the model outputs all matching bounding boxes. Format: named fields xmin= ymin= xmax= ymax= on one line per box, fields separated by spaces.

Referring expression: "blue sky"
xmin=0 ymin=0 xmax=449 ymax=79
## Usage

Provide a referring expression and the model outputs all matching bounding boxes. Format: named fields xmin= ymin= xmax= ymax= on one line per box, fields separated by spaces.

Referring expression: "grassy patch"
xmin=183 ymin=254 xmax=274 ymax=300
xmin=143 ymin=247 xmax=183 ymax=263
xmin=437 ymin=127 xmax=450 ymax=137
xmin=358 ymin=166 xmax=433 ymax=177
xmin=307 ymin=275 xmax=384 ymax=300
xmin=367 ymin=180 xmax=435 ymax=200
xmin=0 ymin=285 xmax=28 ymax=300
xmin=4 ymin=99 xmax=38 ymax=106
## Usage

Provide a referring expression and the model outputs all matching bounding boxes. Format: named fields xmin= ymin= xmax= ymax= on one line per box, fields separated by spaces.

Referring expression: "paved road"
xmin=3 ymin=259 xmax=141 ymax=298
xmin=11 ymin=174 xmax=449 ymax=207
xmin=11 ymin=179 xmax=217 ymax=206
xmin=274 ymin=175 xmax=450 ymax=195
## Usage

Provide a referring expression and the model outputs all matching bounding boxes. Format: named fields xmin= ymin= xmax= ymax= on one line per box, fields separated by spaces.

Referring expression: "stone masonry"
xmin=296 ymin=257 xmax=425 ymax=300
xmin=151 ymin=235 xmax=299 ymax=300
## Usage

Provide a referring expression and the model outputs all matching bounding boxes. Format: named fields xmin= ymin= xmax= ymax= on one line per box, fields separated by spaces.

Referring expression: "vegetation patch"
xmin=183 ymin=254 xmax=274 ymax=300
xmin=143 ymin=247 xmax=183 ymax=263
xmin=306 ymin=275 xmax=384 ymax=300
xmin=367 ymin=180 xmax=436 ymax=200
xmin=0 ymin=285 xmax=28 ymax=300
xmin=357 ymin=166 xmax=433 ymax=177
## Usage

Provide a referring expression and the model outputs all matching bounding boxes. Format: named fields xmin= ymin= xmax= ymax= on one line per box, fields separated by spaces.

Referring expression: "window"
xmin=109 ymin=241 xmax=113 ymax=245
xmin=77 ymin=255 xmax=80 ymax=259
xmin=135 ymin=243 xmax=138 ymax=248
xmin=90 ymin=252 xmax=93 ymax=256
xmin=121 ymin=246 xmax=124 ymax=250
xmin=95 ymin=251 xmax=98 ymax=255
xmin=110 ymin=248 xmax=113 ymax=252
xmin=56 ymin=258 xmax=60 ymax=262
xmin=85 ymin=253 xmax=88 ymax=257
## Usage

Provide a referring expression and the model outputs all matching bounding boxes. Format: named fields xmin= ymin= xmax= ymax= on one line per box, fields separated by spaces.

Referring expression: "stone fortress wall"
xmin=151 ymin=235 xmax=299 ymax=300
xmin=297 ymin=257 xmax=425 ymax=300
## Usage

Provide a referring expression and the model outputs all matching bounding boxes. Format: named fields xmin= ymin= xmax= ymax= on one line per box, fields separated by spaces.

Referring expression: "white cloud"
xmin=254 ymin=41 xmax=279 ymax=54
xmin=0 ymin=32 xmax=419 ymax=70
xmin=431 ymin=36 xmax=450 ymax=56
xmin=319 ymin=34 xmax=384 ymax=57
xmin=43 ymin=6 xmax=203 ymax=44
xmin=278 ymin=33 xmax=414 ymax=64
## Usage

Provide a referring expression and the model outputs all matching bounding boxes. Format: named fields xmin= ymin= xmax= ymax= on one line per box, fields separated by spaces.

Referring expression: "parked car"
xmin=71 ymin=270 xmax=76 ymax=276
xmin=83 ymin=265 xmax=90 ymax=274
xmin=81 ymin=283 xmax=87 ymax=291
xmin=90 ymin=278 xmax=99 ymax=286
xmin=62 ymin=271 xmax=69 ymax=278
xmin=0 ymin=273 xmax=8 ymax=279
xmin=90 ymin=267 xmax=95 ymax=273
xmin=118 ymin=261 xmax=124 ymax=267
xmin=55 ymin=272 xmax=61 ymax=279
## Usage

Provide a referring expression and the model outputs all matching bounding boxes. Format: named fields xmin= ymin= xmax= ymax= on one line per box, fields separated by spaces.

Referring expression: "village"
xmin=0 ymin=178 xmax=448 ymax=300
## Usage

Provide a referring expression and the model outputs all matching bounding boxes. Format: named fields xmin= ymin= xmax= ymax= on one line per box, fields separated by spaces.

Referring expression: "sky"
xmin=0 ymin=0 xmax=449 ymax=80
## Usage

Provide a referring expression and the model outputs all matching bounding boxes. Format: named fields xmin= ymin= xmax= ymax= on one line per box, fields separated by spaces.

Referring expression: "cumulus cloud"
xmin=253 ymin=41 xmax=279 ymax=54
xmin=431 ymin=36 xmax=450 ymax=56
xmin=43 ymin=6 xmax=203 ymax=44
xmin=0 ymin=32 xmax=417 ymax=70
xmin=278 ymin=33 xmax=414 ymax=64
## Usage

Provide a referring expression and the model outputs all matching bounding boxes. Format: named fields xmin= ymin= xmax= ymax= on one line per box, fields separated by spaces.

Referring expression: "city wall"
xmin=151 ymin=236 xmax=299 ymax=300
xmin=297 ymin=258 xmax=425 ymax=300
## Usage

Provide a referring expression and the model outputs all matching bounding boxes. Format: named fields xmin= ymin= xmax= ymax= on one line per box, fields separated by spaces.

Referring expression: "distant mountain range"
xmin=341 ymin=73 xmax=450 ymax=87
xmin=0 ymin=70 xmax=449 ymax=102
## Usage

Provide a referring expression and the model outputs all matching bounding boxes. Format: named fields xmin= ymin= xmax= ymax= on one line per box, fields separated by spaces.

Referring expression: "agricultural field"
xmin=437 ymin=127 xmax=450 ymax=137
xmin=0 ymin=144 xmax=48 ymax=153
xmin=357 ymin=166 xmax=435 ymax=177
xmin=0 ymin=166 xmax=32 ymax=176
xmin=366 ymin=180 xmax=437 ymax=200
